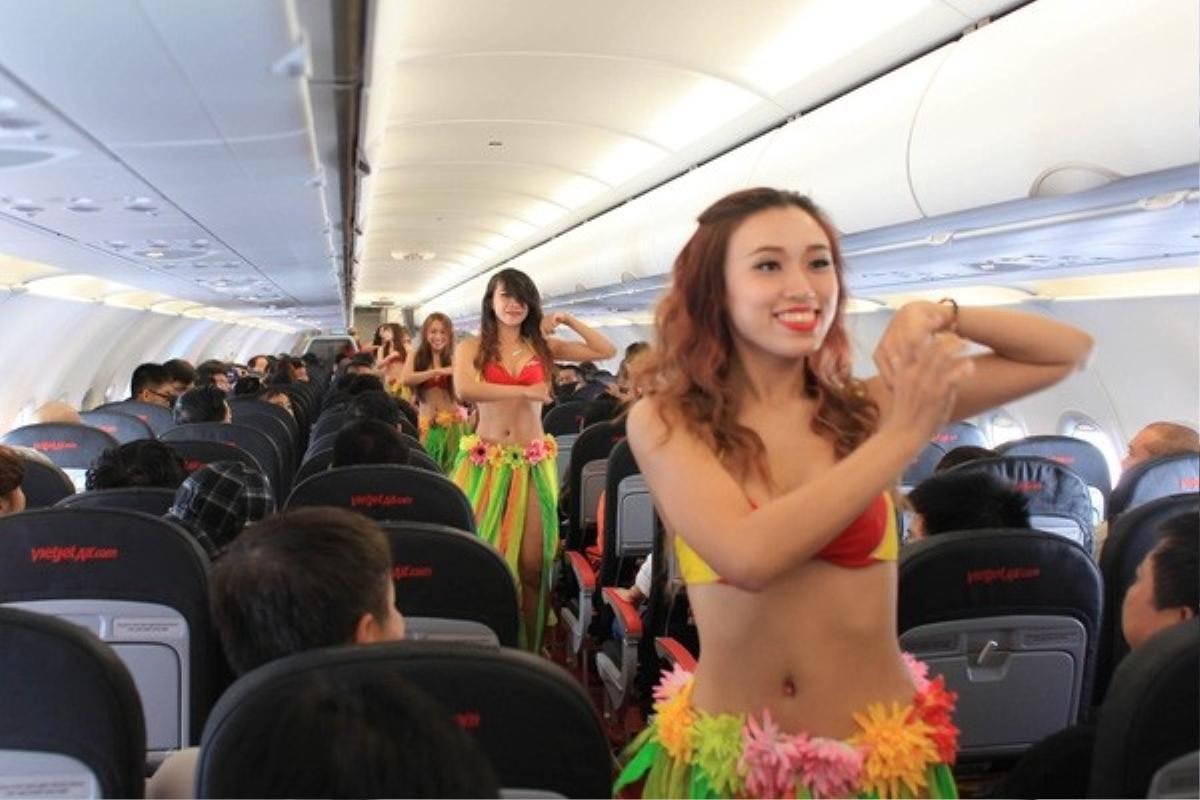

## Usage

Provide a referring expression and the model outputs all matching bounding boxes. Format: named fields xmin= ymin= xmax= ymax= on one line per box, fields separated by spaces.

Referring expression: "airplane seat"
xmin=79 ymin=409 xmax=155 ymax=445
xmin=0 ymin=508 xmax=215 ymax=760
xmin=932 ymin=420 xmax=990 ymax=451
xmin=998 ymin=435 xmax=1113 ymax=522
xmin=159 ymin=439 xmax=263 ymax=477
xmin=225 ymin=399 xmax=299 ymax=467
xmin=553 ymin=433 xmax=579 ymax=488
xmin=563 ymin=419 xmax=625 ymax=553
xmin=16 ymin=453 xmax=76 ymax=508
xmin=946 ymin=455 xmax=1095 ymax=552
xmin=1093 ymin=492 xmax=1200 ymax=704
xmin=308 ymin=409 xmax=349 ymax=444
xmin=639 ymin=517 xmax=699 ymax=712
xmin=379 ymin=521 xmax=518 ymax=647
xmin=542 ymin=401 xmax=587 ymax=436
xmin=1147 ymin=750 xmax=1199 ymax=799
xmin=292 ymin=448 xmax=334 ymax=486
xmin=898 ymin=528 xmax=1102 ymax=760
xmin=1088 ymin=618 xmax=1199 ymax=799
xmin=57 ymin=487 xmax=177 ymax=516
xmin=286 ymin=464 xmax=475 ymax=531
xmin=162 ymin=423 xmax=287 ymax=503
xmin=1 ymin=423 xmax=120 ymax=492
xmin=93 ymin=401 xmax=175 ymax=437
xmin=901 ymin=440 xmax=947 ymax=491
xmin=1107 ymin=453 xmax=1200 ymax=520
xmin=196 ymin=641 xmax=611 ymax=799
xmin=0 ymin=606 xmax=146 ymax=799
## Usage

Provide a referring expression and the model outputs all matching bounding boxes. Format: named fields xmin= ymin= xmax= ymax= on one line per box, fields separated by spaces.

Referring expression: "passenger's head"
xmin=174 ymin=385 xmax=232 ymax=425
xmin=232 ymin=375 xmax=262 ymax=396
xmin=653 ymin=188 xmax=873 ymax=482
xmin=345 ymin=373 xmax=386 ymax=396
xmin=86 ymin=440 xmax=188 ymax=491
xmin=259 ymin=387 xmax=294 ymax=417
xmin=166 ymin=462 xmax=275 ymax=558
xmin=222 ymin=668 xmax=499 ymax=799
xmin=475 ymin=268 xmax=552 ymax=378
xmin=0 ymin=446 xmax=26 ymax=515
xmin=288 ymin=356 xmax=309 ymax=383
xmin=906 ymin=471 xmax=1031 ymax=540
xmin=161 ymin=358 xmax=196 ymax=397
xmin=130 ymin=362 xmax=175 ymax=408
xmin=1122 ymin=512 xmax=1199 ymax=650
xmin=196 ymin=360 xmax=232 ymax=393
xmin=348 ymin=390 xmax=402 ymax=428
xmin=247 ymin=355 xmax=272 ymax=375
xmin=1122 ymin=422 xmax=1200 ymax=472
xmin=935 ymin=445 xmax=997 ymax=473
xmin=209 ymin=507 xmax=405 ymax=675
xmin=332 ymin=419 xmax=410 ymax=468
xmin=265 ymin=359 xmax=297 ymax=386
xmin=31 ymin=401 xmax=82 ymax=425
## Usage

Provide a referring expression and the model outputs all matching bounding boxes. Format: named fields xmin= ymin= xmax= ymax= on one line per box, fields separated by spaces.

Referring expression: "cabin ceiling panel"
xmin=372 ymin=163 xmax=608 ymax=205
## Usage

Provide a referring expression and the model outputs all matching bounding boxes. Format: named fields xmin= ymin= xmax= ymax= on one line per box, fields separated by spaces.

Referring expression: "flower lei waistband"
xmin=458 ymin=433 xmax=558 ymax=468
xmin=645 ymin=654 xmax=958 ymax=798
xmin=419 ymin=407 xmax=469 ymax=435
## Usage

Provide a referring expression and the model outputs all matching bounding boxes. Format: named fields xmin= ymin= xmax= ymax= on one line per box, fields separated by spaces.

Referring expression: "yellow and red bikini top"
xmin=674 ymin=492 xmax=899 ymax=585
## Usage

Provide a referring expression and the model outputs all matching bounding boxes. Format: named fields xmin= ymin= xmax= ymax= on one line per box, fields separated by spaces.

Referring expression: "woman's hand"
xmin=523 ymin=383 xmax=552 ymax=403
xmin=879 ymin=333 xmax=974 ymax=449
xmin=874 ymin=300 xmax=956 ymax=389
xmin=540 ymin=312 xmax=570 ymax=337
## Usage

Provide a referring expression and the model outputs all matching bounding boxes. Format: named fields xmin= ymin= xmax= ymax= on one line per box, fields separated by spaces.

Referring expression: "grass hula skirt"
xmin=451 ymin=433 xmax=559 ymax=652
xmin=419 ymin=408 xmax=470 ymax=473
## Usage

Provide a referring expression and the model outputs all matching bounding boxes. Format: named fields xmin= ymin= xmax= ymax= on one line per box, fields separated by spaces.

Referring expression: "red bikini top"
xmin=480 ymin=358 xmax=546 ymax=387
xmin=420 ymin=373 xmax=451 ymax=391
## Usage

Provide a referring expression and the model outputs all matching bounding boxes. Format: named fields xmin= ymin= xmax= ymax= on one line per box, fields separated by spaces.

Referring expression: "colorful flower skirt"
xmin=419 ymin=409 xmax=469 ymax=473
xmin=615 ymin=655 xmax=959 ymax=799
xmin=450 ymin=434 xmax=559 ymax=652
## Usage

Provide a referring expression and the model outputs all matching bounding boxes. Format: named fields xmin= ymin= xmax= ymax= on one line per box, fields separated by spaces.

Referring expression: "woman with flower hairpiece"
xmin=616 ymin=188 xmax=1093 ymax=798
xmin=452 ymin=268 xmax=615 ymax=652
xmin=401 ymin=312 xmax=469 ymax=473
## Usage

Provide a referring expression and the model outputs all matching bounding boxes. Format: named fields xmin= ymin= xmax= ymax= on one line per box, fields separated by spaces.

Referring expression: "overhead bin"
xmin=909 ymin=0 xmax=1199 ymax=216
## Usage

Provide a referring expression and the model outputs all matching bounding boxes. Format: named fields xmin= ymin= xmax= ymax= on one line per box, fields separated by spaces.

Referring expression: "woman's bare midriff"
xmin=687 ymin=558 xmax=914 ymax=739
xmin=417 ymin=385 xmax=458 ymax=417
xmin=474 ymin=397 xmax=546 ymax=444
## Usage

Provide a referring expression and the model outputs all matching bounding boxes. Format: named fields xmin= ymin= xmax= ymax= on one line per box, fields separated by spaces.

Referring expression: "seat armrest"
xmin=563 ymin=550 xmax=596 ymax=591
xmin=601 ymin=587 xmax=643 ymax=639
xmin=654 ymin=636 xmax=697 ymax=671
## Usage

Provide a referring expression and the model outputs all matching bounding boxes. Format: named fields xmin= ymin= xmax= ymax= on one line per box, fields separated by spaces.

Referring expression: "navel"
xmin=781 ymin=674 xmax=796 ymax=697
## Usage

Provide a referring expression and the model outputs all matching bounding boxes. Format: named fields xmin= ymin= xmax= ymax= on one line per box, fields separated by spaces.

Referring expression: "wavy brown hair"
xmin=473 ymin=268 xmax=553 ymax=386
xmin=412 ymin=313 xmax=455 ymax=397
xmin=651 ymin=188 xmax=878 ymax=488
xmin=375 ymin=323 xmax=407 ymax=363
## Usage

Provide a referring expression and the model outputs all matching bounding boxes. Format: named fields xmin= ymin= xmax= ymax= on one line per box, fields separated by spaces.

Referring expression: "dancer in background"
xmin=402 ymin=313 xmax=468 ymax=473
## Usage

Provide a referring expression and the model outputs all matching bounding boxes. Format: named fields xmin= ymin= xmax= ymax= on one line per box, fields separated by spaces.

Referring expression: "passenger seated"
xmin=161 ymin=358 xmax=196 ymax=398
xmin=173 ymin=385 xmax=232 ymax=425
xmin=347 ymin=389 xmax=403 ymax=428
xmin=331 ymin=419 xmax=410 ymax=468
xmin=995 ymin=512 xmax=1198 ymax=798
xmin=130 ymin=362 xmax=176 ymax=409
xmin=1122 ymin=421 xmax=1200 ymax=472
xmin=0 ymin=445 xmax=26 ymax=515
xmin=85 ymin=440 xmax=188 ymax=491
xmin=195 ymin=360 xmax=232 ymax=393
xmin=30 ymin=400 xmax=83 ymax=425
xmin=232 ymin=375 xmax=262 ymax=396
xmin=147 ymin=507 xmax=408 ymax=799
xmin=247 ymin=354 xmax=273 ymax=375
xmin=554 ymin=363 xmax=585 ymax=402
xmin=934 ymin=444 xmax=997 ymax=473
xmin=906 ymin=470 xmax=1029 ymax=541
xmin=258 ymin=387 xmax=294 ymax=417
xmin=163 ymin=462 xmax=275 ymax=558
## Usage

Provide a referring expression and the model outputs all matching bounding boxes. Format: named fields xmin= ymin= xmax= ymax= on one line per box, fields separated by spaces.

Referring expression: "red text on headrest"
xmin=351 ymin=494 xmax=414 ymax=508
xmin=31 ymin=545 xmax=120 ymax=564
xmin=392 ymin=564 xmax=433 ymax=580
xmin=136 ymin=415 xmax=149 ymax=422
xmin=1181 ymin=477 xmax=1199 ymax=490
xmin=933 ymin=433 xmax=956 ymax=444
xmin=33 ymin=440 xmax=78 ymax=452
xmin=967 ymin=566 xmax=1040 ymax=585
xmin=455 ymin=711 xmax=481 ymax=730
xmin=1014 ymin=481 xmax=1043 ymax=493
xmin=1048 ymin=455 xmax=1075 ymax=465
xmin=184 ymin=459 xmax=207 ymax=472
xmin=99 ymin=425 xmax=118 ymax=434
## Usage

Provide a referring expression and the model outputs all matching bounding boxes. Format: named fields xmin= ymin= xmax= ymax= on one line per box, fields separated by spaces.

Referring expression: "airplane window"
xmin=1059 ymin=413 xmax=1121 ymax=488
xmin=985 ymin=409 xmax=1025 ymax=446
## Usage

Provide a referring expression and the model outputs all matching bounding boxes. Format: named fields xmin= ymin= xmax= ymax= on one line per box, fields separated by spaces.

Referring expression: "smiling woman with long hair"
xmin=452 ymin=268 xmax=615 ymax=652
xmin=401 ymin=313 xmax=466 ymax=472
xmin=616 ymin=188 xmax=1093 ymax=798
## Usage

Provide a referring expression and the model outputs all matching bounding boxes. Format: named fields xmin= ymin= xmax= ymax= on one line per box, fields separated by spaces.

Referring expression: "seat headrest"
xmin=1089 ymin=618 xmax=1200 ymax=798
xmin=1108 ymin=453 xmax=1200 ymax=519
xmin=79 ymin=410 xmax=155 ymax=444
xmin=286 ymin=464 xmax=474 ymax=531
xmin=932 ymin=421 xmax=989 ymax=450
xmin=1 ymin=423 xmax=120 ymax=470
xmin=998 ymin=435 xmax=1112 ymax=496
xmin=902 ymin=440 xmax=946 ymax=487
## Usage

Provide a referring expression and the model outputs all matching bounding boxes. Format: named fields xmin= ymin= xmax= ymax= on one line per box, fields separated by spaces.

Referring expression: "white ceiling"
xmin=356 ymin=0 xmax=1024 ymax=307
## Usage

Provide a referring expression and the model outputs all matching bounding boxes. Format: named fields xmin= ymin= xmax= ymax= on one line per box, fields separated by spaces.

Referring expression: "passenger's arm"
xmin=869 ymin=301 xmax=1093 ymax=422
xmin=452 ymin=339 xmax=548 ymax=403
xmin=627 ymin=336 xmax=971 ymax=591
xmin=544 ymin=313 xmax=617 ymax=361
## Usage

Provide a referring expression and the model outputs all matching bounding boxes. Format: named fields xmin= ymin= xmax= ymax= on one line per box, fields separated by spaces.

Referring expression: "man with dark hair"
xmin=86 ymin=440 xmax=188 ymax=491
xmin=195 ymin=360 xmax=232 ymax=393
xmin=130 ymin=363 xmax=176 ymax=408
xmin=332 ymin=419 xmax=410 ymax=468
xmin=906 ymin=470 xmax=1030 ymax=540
xmin=347 ymin=390 xmax=402 ymax=429
xmin=148 ymin=508 xmax=407 ymax=797
xmin=934 ymin=445 xmax=997 ymax=473
xmin=345 ymin=373 xmax=386 ymax=396
xmin=554 ymin=364 xmax=583 ymax=402
xmin=161 ymin=359 xmax=196 ymax=399
xmin=173 ymin=385 xmax=231 ymax=425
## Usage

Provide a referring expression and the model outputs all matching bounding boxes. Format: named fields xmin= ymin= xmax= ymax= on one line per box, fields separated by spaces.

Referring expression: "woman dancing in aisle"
xmin=452 ymin=268 xmax=615 ymax=652
xmin=401 ymin=313 xmax=468 ymax=473
xmin=372 ymin=322 xmax=411 ymax=401
xmin=617 ymin=188 xmax=1093 ymax=798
